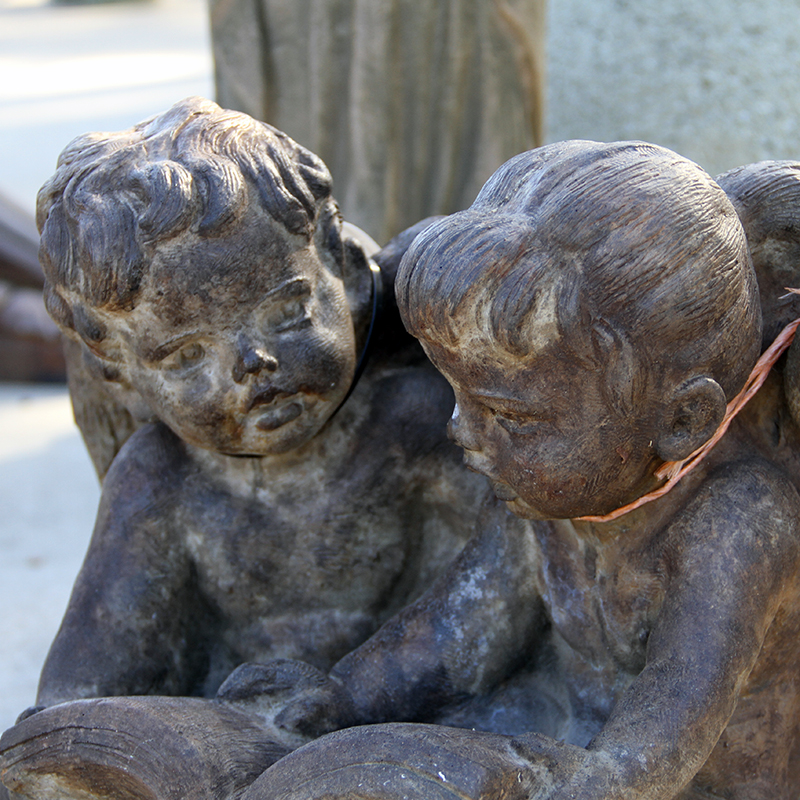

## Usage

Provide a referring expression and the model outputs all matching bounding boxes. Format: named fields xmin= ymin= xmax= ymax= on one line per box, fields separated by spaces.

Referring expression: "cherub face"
xmin=421 ymin=336 xmax=661 ymax=520
xmin=110 ymin=209 xmax=357 ymax=456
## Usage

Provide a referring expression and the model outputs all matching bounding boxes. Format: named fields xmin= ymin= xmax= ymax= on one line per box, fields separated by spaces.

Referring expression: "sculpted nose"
xmin=232 ymin=336 xmax=278 ymax=383
xmin=447 ymin=402 xmax=481 ymax=452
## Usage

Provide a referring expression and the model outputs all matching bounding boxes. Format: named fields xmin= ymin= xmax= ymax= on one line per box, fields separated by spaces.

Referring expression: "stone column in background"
xmin=210 ymin=0 xmax=545 ymax=243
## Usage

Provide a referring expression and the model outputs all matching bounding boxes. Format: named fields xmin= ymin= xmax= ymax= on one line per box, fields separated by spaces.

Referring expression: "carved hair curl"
xmin=397 ymin=140 xmax=761 ymax=403
xmin=37 ymin=97 xmax=343 ymax=338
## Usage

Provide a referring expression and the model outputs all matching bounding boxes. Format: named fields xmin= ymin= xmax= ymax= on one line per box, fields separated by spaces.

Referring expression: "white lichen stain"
xmin=457 ymin=567 xmax=488 ymax=601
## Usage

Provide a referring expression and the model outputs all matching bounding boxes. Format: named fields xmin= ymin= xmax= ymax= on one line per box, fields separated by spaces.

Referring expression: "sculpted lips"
xmin=247 ymin=385 xmax=291 ymax=411
xmin=247 ymin=386 xmax=305 ymax=431
xmin=255 ymin=402 xmax=303 ymax=430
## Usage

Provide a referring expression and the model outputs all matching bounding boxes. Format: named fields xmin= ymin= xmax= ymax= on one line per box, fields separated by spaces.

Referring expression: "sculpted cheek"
xmin=160 ymin=376 xmax=237 ymax=448
xmin=284 ymin=334 xmax=353 ymax=397
xmin=175 ymin=371 xmax=215 ymax=407
xmin=196 ymin=391 xmax=238 ymax=434
xmin=510 ymin=444 xmax=591 ymax=510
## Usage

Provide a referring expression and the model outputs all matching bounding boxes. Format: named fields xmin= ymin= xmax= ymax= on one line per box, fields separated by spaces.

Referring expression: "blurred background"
xmin=0 ymin=0 xmax=212 ymax=731
xmin=2 ymin=0 xmax=800 ymax=732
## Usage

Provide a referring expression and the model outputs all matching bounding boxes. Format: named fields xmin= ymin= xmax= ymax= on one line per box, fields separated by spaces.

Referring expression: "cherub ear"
xmin=655 ymin=376 xmax=727 ymax=462
xmin=338 ymin=224 xmax=383 ymax=344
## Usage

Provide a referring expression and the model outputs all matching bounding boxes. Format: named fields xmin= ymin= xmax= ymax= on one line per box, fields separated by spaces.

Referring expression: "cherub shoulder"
xmin=98 ymin=421 xmax=190 ymax=515
xmin=359 ymin=359 xmax=458 ymax=459
xmin=665 ymin=456 xmax=800 ymax=586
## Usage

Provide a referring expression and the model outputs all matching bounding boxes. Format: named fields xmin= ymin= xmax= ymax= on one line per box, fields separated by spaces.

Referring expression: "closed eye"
xmin=476 ymin=401 xmax=548 ymax=435
xmin=161 ymin=341 xmax=206 ymax=372
xmin=273 ymin=296 xmax=312 ymax=331
xmin=494 ymin=411 xmax=545 ymax=435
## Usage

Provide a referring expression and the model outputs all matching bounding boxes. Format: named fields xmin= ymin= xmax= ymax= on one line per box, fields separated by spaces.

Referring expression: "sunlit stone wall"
xmin=546 ymin=0 xmax=800 ymax=177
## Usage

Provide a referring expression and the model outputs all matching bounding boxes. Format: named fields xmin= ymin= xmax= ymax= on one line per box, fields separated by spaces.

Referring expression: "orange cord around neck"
xmin=577 ymin=295 xmax=800 ymax=524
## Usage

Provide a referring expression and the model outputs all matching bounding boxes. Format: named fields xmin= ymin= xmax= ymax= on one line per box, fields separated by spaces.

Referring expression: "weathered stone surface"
xmin=211 ymin=0 xmax=545 ymax=243
xmin=0 ymin=98 xmax=486 ymax=800
xmin=0 ymin=697 xmax=288 ymax=800
xmin=7 ymin=93 xmax=800 ymax=797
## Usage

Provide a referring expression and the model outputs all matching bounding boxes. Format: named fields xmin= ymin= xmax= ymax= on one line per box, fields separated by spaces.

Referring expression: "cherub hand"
xmin=216 ymin=660 xmax=357 ymax=747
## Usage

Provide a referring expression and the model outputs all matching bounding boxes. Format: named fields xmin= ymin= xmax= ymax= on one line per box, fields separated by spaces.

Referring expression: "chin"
xmin=252 ymin=415 xmax=334 ymax=455
xmin=192 ymin=427 xmax=312 ymax=458
xmin=489 ymin=482 xmax=551 ymax=520
xmin=506 ymin=492 xmax=601 ymax=522
xmin=504 ymin=496 xmax=553 ymax=521
xmin=235 ymin=432 xmax=314 ymax=457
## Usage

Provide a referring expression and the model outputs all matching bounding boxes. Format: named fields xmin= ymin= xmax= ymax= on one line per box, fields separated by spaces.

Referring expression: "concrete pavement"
xmin=0 ymin=384 xmax=99 ymax=731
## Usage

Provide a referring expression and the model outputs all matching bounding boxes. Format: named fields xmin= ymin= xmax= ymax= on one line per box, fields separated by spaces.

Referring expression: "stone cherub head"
xmin=37 ymin=96 xmax=378 ymax=460
xmin=397 ymin=139 xmax=762 ymax=520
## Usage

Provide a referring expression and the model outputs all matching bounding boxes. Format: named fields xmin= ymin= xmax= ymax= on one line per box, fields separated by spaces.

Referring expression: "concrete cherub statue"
xmin=0 ymin=97 xmax=486 ymax=799
xmin=715 ymin=160 xmax=800 ymax=496
xmin=235 ymin=143 xmax=800 ymax=800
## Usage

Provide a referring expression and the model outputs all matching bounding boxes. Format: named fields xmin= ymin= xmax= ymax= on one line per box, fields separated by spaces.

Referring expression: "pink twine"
xmin=578 ymin=293 xmax=800 ymax=524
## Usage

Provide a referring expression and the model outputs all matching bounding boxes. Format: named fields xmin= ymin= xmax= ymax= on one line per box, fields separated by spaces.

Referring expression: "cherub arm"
xmin=516 ymin=459 xmax=800 ymax=798
xmin=331 ymin=501 xmax=545 ymax=723
xmin=236 ymin=497 xmax=547 ymax=740
xmin=236 ymin=455 xmax=800 ymax=800
xmin=36 ymin=423 xmax=206 ymax=708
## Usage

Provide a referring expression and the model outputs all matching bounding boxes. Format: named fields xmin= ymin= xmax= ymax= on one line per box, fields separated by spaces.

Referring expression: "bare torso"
xmin=36 ymin=360 xmax=483 ymax=704
xmin=427 ymin=446 xmax=800 ymax=798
